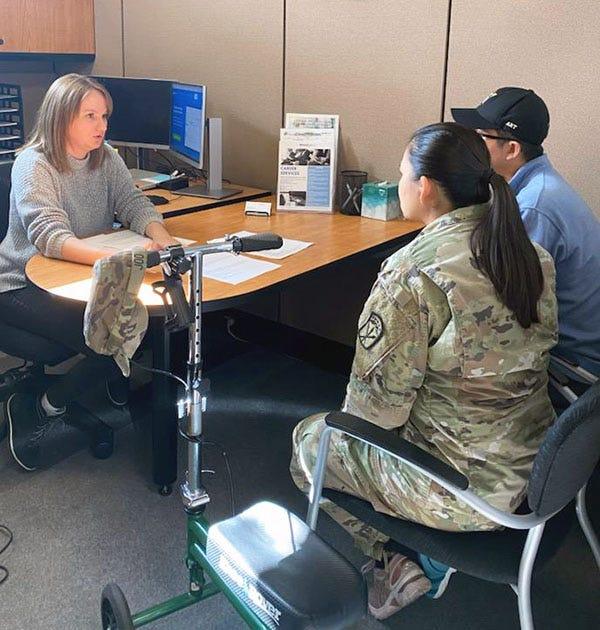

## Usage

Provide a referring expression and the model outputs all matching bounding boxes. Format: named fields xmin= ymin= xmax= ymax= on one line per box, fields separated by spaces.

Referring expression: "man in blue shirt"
xmin=452 ymin=87 xmax=600 ymax=375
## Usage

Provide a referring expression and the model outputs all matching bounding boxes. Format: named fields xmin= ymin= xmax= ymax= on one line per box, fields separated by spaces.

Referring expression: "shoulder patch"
xmin=358 ymin=312 xmax=384 ymax=349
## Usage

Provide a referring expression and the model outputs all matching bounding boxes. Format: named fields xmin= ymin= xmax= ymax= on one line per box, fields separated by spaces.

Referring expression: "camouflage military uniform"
xmin=290 ymin=204 xmax=558 ymax=559
xmin=84 ymin=247 xmax=149 ymax=377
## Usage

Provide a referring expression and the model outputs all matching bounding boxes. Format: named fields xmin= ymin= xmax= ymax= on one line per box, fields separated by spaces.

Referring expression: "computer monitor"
xmin=93 ymin=76 xmax=172 ymax=149
xmin=169 ymin=82 xmax=206 ymax=170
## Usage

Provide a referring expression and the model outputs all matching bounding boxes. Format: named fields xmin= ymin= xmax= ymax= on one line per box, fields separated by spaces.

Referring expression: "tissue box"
xmin=361 ymin=181 xmax=401 ymax=221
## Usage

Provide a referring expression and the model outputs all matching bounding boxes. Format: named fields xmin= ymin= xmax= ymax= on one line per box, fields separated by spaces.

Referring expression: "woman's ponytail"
xmin=469 ymin=171 xmax=544 ymax=328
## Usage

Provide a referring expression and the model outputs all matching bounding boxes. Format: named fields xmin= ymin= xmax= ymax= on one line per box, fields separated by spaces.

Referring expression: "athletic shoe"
xmin=368 ymin=552 xmax=431 ymax=620
xmin=418 ymin=553 xmax=457 ymax=599
xmin=7 ymin=391 xmax=88 ymax=471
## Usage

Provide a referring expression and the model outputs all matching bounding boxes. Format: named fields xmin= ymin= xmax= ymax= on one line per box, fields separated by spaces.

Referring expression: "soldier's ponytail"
xmin=408 ymin=123 xmax=544 ymax=328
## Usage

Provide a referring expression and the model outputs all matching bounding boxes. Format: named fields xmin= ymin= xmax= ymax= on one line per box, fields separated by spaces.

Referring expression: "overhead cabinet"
xmin=0 ymin=0 xmax=95 ymax=55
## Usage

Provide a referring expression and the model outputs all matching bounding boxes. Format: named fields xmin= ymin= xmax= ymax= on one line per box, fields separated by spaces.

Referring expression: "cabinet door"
xmin=0 ymin=0 xmax=95 ymax=54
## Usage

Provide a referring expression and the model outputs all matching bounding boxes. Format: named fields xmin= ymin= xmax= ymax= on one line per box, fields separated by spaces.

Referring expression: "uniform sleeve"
xmin=343 ymin=268 xmax=429 ymax=430
xmin=11 ymin=155 xmax=74 ymax=258
xmin=107 ymin=148 xmax=163 ymax=235
xmin=520 ymin=206 xmax=567 ymax=263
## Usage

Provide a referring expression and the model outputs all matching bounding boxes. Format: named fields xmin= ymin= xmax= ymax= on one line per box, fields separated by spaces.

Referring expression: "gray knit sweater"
xmin=0 ymin=145 xmax=162 ymax=293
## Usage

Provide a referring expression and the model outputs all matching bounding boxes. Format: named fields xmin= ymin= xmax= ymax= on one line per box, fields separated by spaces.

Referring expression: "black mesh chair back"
xmin=0 ymin=160 xmax=12 ymax=242
xmin=528 ymin=381 xmax=600 ymax=517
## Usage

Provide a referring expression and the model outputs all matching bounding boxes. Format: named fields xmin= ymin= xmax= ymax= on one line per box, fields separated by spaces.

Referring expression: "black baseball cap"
xmin=451 ymin=87 xmax=550 ymax=145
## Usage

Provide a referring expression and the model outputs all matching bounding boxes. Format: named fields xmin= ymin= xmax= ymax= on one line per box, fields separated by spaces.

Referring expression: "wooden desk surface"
xmin=147 ymin=185 xmax=270 ymax=218
xmin=26 ymin=197 xmax=422 ymax=311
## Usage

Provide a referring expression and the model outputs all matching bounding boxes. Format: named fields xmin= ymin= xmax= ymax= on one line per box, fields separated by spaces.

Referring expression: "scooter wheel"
xmin=101 ymin=583 xmax=134 ymax=630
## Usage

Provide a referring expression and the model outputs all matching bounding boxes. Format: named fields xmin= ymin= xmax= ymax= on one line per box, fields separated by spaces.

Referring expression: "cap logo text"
xmin=505 ymin=121 xmax=518 ymax=129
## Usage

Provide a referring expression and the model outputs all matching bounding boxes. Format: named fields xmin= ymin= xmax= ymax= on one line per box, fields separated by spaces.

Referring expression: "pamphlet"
xmin=277 ymin=113 xmax=340 ymax=213
xmin=277 ymin=128 xmax=336 ymax=213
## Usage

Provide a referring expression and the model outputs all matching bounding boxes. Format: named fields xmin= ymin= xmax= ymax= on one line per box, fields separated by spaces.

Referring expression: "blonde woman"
xmin=0 ymin=73 xmax=178 ymax=471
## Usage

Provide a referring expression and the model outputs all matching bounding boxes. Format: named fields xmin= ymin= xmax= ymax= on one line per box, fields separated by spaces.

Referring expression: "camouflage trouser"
xmin=290 ymin=413 xmax=499 ymax=560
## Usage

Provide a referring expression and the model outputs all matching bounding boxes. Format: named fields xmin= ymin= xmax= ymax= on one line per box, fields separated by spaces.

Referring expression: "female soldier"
xmin=0 ymin=74 xmax=178 ymax=471
xmin=290 ymin=122 xmax=557 ymax=619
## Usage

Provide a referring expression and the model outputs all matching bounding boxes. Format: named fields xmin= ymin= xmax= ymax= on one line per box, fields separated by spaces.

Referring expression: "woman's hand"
xmin=144 ymin=221 xmax=180 ymax=250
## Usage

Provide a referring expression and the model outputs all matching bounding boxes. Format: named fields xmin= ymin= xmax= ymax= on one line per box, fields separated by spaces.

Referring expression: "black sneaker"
xmin=106 ymin=376 xmax=129 ymax=408
xmin=7 ymin=392 xmax=88 ymax=471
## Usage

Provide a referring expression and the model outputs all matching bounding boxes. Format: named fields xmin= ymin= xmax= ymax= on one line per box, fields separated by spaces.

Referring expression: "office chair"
xmin=305 ymin=381 xmax=600 ymax=630
xmin=0 ymin=163 xmax=114 ymax=458
xmin=548 ymin=355 xmax=600 ymax=570
xmin=0 ymin=161 xmax=72 ymax=396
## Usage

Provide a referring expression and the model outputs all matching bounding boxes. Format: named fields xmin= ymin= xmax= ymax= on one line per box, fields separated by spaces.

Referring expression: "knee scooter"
xmin=100 ymin=233 xmax=366 ymax=629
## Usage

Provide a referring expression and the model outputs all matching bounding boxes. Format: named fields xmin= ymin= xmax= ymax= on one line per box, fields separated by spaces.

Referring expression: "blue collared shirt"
xmin=510 ymin=154 xmax=600 ymax=375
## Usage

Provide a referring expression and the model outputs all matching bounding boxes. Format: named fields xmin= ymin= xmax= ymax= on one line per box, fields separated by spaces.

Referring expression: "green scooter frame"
xmin=101 ymin=236 xmax=283 ymax=630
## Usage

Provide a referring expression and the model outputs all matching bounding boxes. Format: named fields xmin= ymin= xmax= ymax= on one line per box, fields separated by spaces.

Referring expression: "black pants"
xmin=0 ymin=282 xmax=123 ymax=408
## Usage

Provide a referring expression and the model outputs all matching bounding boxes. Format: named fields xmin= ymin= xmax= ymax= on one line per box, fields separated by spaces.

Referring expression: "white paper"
xmin=244 ymin=201 xmax=272 ymax=215
xmin=203 ymin=252 xmax=280 ymax=284
xmin=82 ymin=230 xmax=196 ymax=252
xmin=207 ymin=231 xmax=313 ymax=260
xmin=52 ymin=278 xmax=163 ymax=304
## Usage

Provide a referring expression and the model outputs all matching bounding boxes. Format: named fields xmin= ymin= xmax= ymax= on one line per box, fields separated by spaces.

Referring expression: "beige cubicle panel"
xmin=122 ymin=0 xmax=284 ymax=191
xmin=445 ymin=0 xmax=600 ymax=215
xmin=281 ymin=1 xmax=449 ymax=344
xmin=285 ymin=0 xmax=450 ymax=184
xmin=90 ymin=0 xmax=124 ymax=76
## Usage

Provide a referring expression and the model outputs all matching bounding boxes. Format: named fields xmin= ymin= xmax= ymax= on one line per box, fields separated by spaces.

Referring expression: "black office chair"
xmin=0 ymin=160 xmax=75 ymax=397
xmin=304 ymin=382 xmax=600 ymax=630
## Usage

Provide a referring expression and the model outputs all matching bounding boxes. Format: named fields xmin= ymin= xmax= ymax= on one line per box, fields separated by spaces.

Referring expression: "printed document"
xmin=277 ymin=128 xmax=336 ymax=213
xmin=208 ymin=231 xmax=312 ymax=259
xmin=82 ymin=230 xmax=195 ymax=251
xmin=203 ymin=253 xmax=280 ymax=284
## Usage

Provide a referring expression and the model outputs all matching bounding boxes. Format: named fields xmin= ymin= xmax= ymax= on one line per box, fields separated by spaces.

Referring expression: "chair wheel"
xmin=101 ymin=583 xmax=134 ymax=630
xmin=91 ymin=423 xmax=114 ymax=460
xmin=159 ymin=484 xmax=172 ymax=496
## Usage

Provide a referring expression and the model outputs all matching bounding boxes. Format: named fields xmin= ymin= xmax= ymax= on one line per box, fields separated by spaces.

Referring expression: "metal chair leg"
xmin=576 ymin=483 xmax=600 ymax=571
xmin=517 ymin=523 xmax=545 ymax=630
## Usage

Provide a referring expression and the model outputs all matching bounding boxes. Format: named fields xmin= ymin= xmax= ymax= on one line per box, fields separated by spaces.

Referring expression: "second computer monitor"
xmin=93 ymin=76 xmax=172 ymax=149
xmin=169 ymin=83 xmax=206 ymax=170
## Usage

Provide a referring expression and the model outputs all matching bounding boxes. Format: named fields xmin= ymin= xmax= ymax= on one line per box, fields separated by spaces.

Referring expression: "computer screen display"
xmin=169 ymin=83 xmax=206 ymax=169
xmin=93 ymin=76 xmax=172 ymax=149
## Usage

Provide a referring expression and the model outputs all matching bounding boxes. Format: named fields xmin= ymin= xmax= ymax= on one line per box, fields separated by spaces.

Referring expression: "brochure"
xmin=277 ymin=128 xmax=336 ymax=213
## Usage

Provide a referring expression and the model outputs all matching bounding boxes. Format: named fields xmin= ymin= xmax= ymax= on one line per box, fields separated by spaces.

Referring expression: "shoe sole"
xmin=368 ymin=574 xmax=431 ymax=620
xmin=430 ymin=567 xmax=456 ymax=599
xmin=7 ymin=393 xmax=37 ymax=472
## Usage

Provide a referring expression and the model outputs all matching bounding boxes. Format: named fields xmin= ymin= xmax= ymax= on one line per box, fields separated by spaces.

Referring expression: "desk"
xmin=27 ymin=197 xmax=421 ymax=491
xmin=145 ymin=185 xmax=270 ymax=218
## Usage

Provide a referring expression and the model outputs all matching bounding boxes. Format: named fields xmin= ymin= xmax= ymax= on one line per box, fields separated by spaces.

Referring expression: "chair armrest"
xmin=550 ymin=355 xmax=598 ymax=385
xmin=316 ymin=411 xmax=551 ymax=530
xmin=325 ymin=411 xmax=469 ymax=491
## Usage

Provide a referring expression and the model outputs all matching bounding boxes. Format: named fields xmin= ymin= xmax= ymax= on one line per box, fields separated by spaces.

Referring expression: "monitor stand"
xmin=178 ymin=118 xmax=241 ymax=200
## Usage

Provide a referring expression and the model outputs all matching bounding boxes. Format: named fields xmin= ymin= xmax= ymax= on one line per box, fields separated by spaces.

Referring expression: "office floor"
xmin=0 ymin=347 xmax=599 ymax=630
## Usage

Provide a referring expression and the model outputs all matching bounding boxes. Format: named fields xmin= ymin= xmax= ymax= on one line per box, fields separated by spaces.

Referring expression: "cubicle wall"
xmin=5 ymin=1 xmax=598 ymax=214
xmin=445 ymin=0 xmax=600 ymax=215
xmin=285 ymin=0 xmax=449 ymax=184
xmin=121 ymin=0 xmax=284 ymax=191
